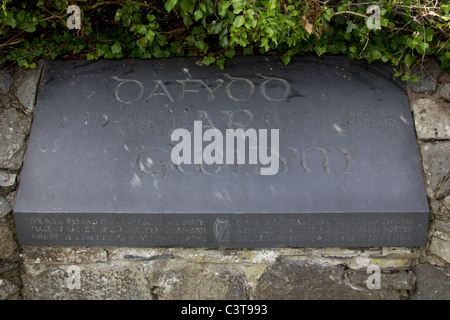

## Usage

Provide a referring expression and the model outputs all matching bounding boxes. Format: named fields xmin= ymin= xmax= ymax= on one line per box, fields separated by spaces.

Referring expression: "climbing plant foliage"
xmin=0 ymin=0 xmax=449 ymax=75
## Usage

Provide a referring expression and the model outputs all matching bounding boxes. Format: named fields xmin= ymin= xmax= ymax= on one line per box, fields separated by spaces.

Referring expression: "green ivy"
xmin=0 ymin=0 xmax=448 ymax=71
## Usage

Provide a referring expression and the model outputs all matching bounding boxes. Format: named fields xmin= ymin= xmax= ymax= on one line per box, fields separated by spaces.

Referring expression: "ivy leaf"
xmin=216 ymin=58 xmax=226 ymax=70
xmin=281 ymin=55 xmax=291 ymax=66
xmin=23 ymin=24 xmax=36 ymax=33
xmin=417 ymin=42 xmax=429 ymax=55
xmin=371 ymin=50 xmax=382 ymax=60
xmin=233 ymin=15 xmax=245 ymax=28
xmin=195 ymin=40 xmax=208 ymax=53
xmin=202 ymin=55 xmax=215 ymax=66
xmin=225 ymin=49 xmax=235 ymax=58
xmin=404 ymin=53 xmax=415 ymax=68
xmin=194 ymin=9 xmax=203 ymax=21
xmin=180 ymin=0 xmax=195 ymax=14
xmin=136 ymin=24 xmax=147 ymax=35
xmin=425 ymin=29 xmax=434 ymax=42
xmin=218 ymin=1 xmax=231 ymax=17
xmin=137 ymin=37 xmax=148 ymax=48
xmin=346 ymin=21 xmax=357 ymax=34
xmin=146 ymin=30 xmax=155 ymax=43
xmin=219 ymin=35 xmax=229 ymax=47
xmin=165 ymin=0 xmax=178 ymax=13
xmin=7 ymin=16 xmax=17 ymax=28
xmin=111 ymin=42 xmax=122 ymax=54
xmin=267 ymin=0 xmax=277 ymax=10
xmin=209 ymin=22 xmax=223 ymax=34
xmin=183 ymin=14 xmax=192 ymax=28
xmin=323 ymin=8 xmax=334 ymax=22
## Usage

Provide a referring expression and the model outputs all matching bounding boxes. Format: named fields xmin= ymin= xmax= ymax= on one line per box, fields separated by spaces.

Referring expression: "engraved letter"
xmin=177 ymin=79 xmax=224 ymax=101
xmin=301 ymin=147 xmax=330 ymax=173
xmin=258 ymin=74 xmax=291 ymax=101
xmin=301 ymin=147 xmax=352 ymax=173
xmin=176 ymin=80 xmax=200 ymax=101
xmin=202 ymin=79 xmax=224 ymax=101
xmin=222 ymin=109 xmax=254 ymax=129
xmin=137 ymin=147 xmax=168 ymax=179
xmin=111 ymin=76 xmax=144 ymax=104
xmin=150 ymin=80 xmax=176 ymax=102
xmin=198 ymin=110 xmax=217 ymax=130
xmin=224 ymin=74 xmax=255 ymax=101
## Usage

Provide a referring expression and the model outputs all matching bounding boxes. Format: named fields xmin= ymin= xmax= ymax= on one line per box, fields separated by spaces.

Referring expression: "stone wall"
xmin=0 ymin=59 xmax=448 ymax=300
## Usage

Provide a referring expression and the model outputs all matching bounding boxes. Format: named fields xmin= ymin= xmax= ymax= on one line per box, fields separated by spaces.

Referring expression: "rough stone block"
xmin=0 ymin=215 xmax=19 ymax=261
xmin=410 ymin=264 xmax=450 ymax=300
xmin=22 ymin=262 xmax=151 ymax=300
xmin=429 ymin=237 xmax=450 ymax=264
xmin=11 ymin=61 xmax=44 ymax=113
xmin=0 ymin=108 xmax=26 ymax=170
xmin=0 ymin=171 xmax=17 ymax=194
xmin=412 ymin=98 xmax=450 ymax=140
xmin=253 ymin=258 xmax=402 ymax=299
xmin=20 ymin=247 xmax=108 ymax=264
xmin=149 ymin=259 xmax=248 ymax=300
xmin=407 ymin=59 xmax=441 ymax=94
xmin=432 ymin=220 xmax=450 ymax=235
xmin=420 ymin=141 xmax=450 ymax=198
xmin=0 ymin=196 xmax=12 ymax=218
xmin=347 ymin=256 xmax=412 ymax=271
xmin=0 ymin=277 xmax=20 ymax=300
xmin=347 ymin=270 xmax=415 ymax=293
xmin=0 ymin=70 xmax=12 ymax=95
xmin=440 ymin=83 xmax=450 ymax=102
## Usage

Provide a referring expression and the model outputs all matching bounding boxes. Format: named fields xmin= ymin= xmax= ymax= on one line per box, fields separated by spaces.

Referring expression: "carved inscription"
xmin=25 ymin=214 xmax=416 ymax=246
xmin=111 ymin=73 xmax=291 ymax=104
xmin=55 ymin=73 xmax=408 ymax=181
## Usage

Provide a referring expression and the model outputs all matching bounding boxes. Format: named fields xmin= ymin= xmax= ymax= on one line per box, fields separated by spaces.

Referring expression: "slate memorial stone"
xmin=14 ymin=56 xmax=429 ymax=247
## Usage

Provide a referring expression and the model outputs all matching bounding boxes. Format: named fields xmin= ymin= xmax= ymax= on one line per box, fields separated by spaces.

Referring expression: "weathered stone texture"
xmin=407 ymin=59 xmax=441 ymax=94
xmin=0 ymin=277 xmax=20 ymax=300
xmin=347 ymin=270 xmax=415 ymax=293
xmin=0 ymin=171 xmax=16 ymax=195
xmin=149 ymin=258 xmax=248 ymax=300
xmin=253 ymin=258 xmax=404 ymax=300
xmin=412 ymin=98 xmax=450 ymax=140
xmin=0 ymin=70 xmax=12 ymax=95
xmin=0 ymin=260 xmax=21 ymax=300
xmin=440 ymin=83 xmax=450 ymax=102
xmin=429 ymin=237 xmax=450 ymax=264
xmin=0 ymin=196 xmax=12 ymax=219
xmin=11 ymin=61 xmax=44 ymax=113
xmin=420 ymin=141 xmax=450 ymax=199
xmin=0 ymin=215 xmax=19 ymax=261
xmin=410 ymin=265 xmax=450 ymax=300
xmin=22 ymin=262 xmax=151 ymax=300
xmin=20 ymin=247 xmax=108 ymax=264
xmin=0 ymin=108 xmax=26 ymax=171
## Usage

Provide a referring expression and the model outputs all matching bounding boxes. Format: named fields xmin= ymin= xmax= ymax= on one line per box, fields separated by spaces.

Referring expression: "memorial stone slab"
xmin=14 ymin=57 xmax=429 ymax=247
